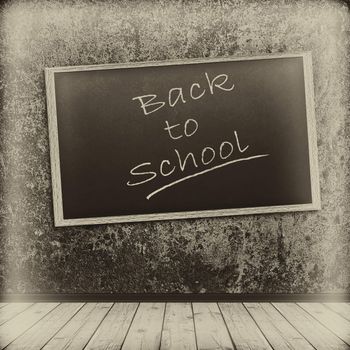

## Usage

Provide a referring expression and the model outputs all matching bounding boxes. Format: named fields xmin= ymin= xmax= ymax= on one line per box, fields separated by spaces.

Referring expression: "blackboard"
xmin=45 ymin=53 xmax=320 ymax=227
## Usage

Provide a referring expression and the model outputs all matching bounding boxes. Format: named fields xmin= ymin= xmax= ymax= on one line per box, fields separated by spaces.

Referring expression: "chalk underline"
xmin=146 ymin=153 xmax=270 ymax=200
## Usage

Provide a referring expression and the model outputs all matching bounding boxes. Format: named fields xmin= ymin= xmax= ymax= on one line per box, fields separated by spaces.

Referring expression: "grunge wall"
xmin=0 ymin=0 xmax=349 ymax=294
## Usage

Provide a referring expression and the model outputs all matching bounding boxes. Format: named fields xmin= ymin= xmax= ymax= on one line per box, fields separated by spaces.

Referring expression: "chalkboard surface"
xmin=45 ymin=53 xmax=320 ymax=226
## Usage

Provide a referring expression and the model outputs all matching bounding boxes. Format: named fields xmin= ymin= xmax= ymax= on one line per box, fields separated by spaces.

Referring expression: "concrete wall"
xmin=0 ymin=0 xmax=349 ymax=294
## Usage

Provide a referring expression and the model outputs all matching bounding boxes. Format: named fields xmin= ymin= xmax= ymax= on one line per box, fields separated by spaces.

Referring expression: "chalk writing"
xmin=146 ymin=154 xmax=269 ymax=200
xmin=164 ymin=118 xmax=199 ymax=140
xmin=127 ymin=129 xmax=269 ymax=198
xmin=128 ymin=71 xmax=269 ymax=199
xmin=131 ymin=72 xmax=235 ymax=116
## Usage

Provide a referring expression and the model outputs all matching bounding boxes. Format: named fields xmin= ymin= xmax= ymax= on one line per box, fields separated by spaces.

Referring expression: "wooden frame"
xmin=45 ymin=52 xmax=321 ymax=227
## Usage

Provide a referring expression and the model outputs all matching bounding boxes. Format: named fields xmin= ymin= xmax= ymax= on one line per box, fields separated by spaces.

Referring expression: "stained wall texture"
xmin=0 ymin=0 xmax=349 ymax=294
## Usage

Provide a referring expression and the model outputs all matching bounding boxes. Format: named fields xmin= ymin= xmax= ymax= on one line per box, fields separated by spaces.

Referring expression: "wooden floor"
xmin=0 ymin=302 xmax=349 ymax=349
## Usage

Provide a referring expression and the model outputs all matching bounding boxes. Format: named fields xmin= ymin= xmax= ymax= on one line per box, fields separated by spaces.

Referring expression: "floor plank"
xmin=219 ymin=302 xmax=272 ymax=350
xmin=6 ymin=303 xmax=84 ymax=350
xmin=122 ymin=302 xmax=165 ymax=350
xmin=43 ymin=303 xmax=112 ymax=350
xmin=324 ymin=303 xmax=350 ymax=322
xmin=245 ymin=303 xmax=314 ymax=350
xmin=85 ymin=303 xmax=138 ymax=350
xmin=2 ymin=302 xmax=350 ymax=350
xmin=0 ymin=304 xmax=7 ymax=309
xmin=298 ymin=302 xmax=350 ymax=345
xmin=193 ymin=302 xmax=234 ymax=350
xmin=160 ymin=303 xmax=197 ymax=350
xmin=273 ymin=303 xmax=350 ymax=350
xmin=0 ymin=303 xmax=59 ymax=349
xmin=0 ymin=303 xmax=33 ymax=326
